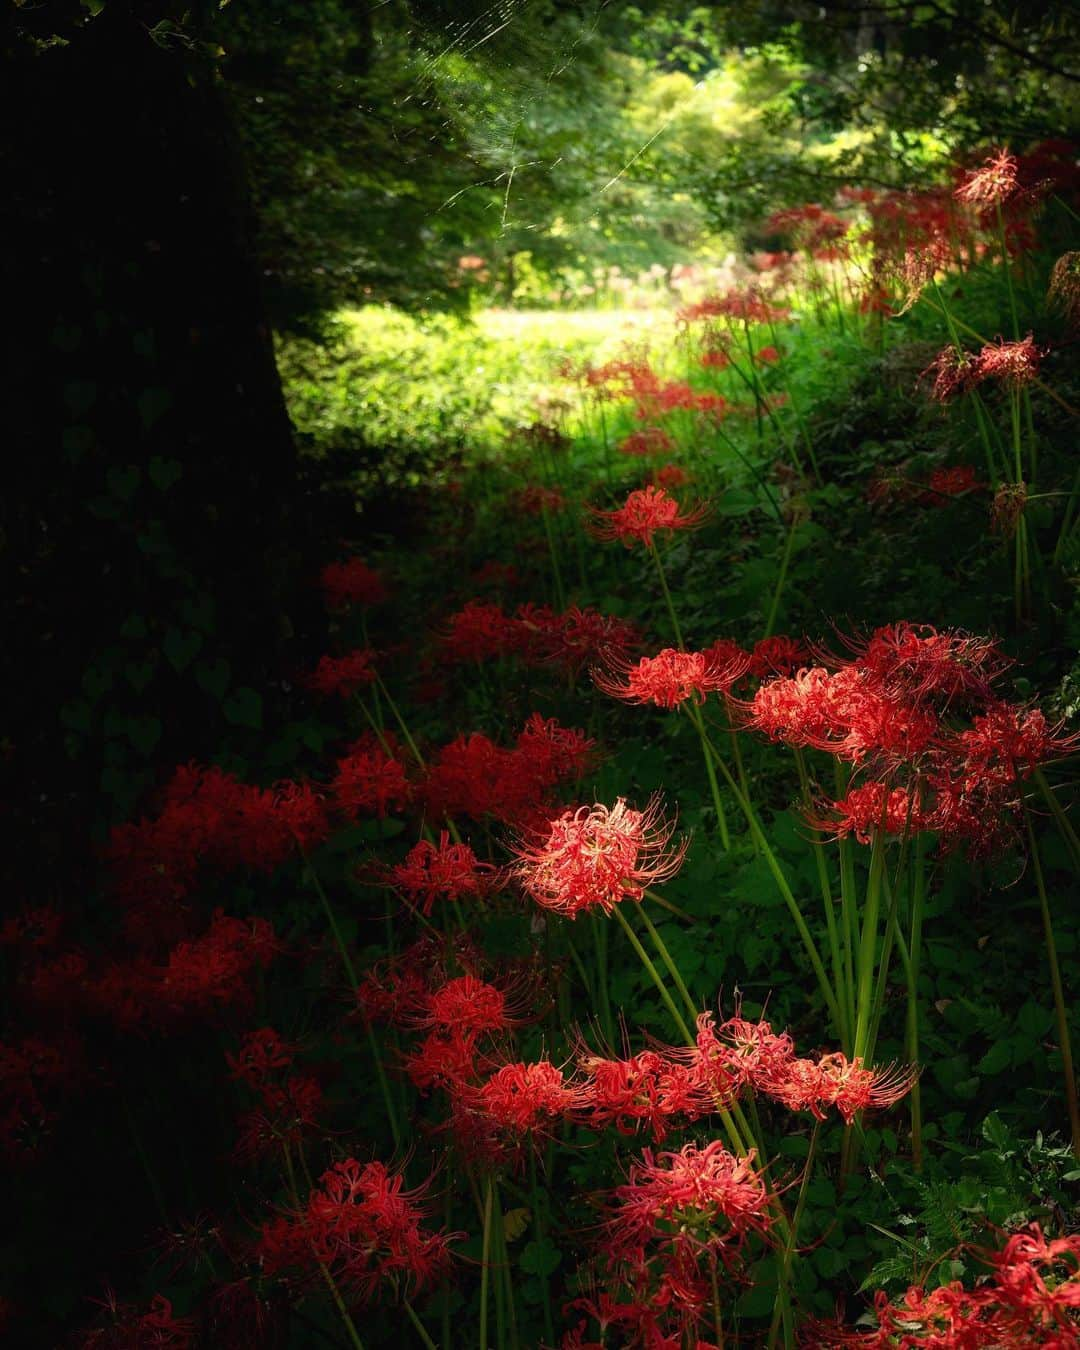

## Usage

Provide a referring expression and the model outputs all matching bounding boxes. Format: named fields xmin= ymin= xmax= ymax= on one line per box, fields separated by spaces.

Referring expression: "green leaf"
xmin=223 ymin=687 xmax=263 ymax=729
xmin=125 ymin=660 xmax=155 ymax=693
xmin=148 ymin=456 xmax=183 ymax=491
xmin=977 ymin=1041 xmax=1012 ymax=1076
xmin=1017 ymin=1003 xmax=1053 ymax=1039
xmin=138 ymin=387 xmax=172 ymax=429
xmin=107 ymin=465 xmax=141 ymax=501
xmin=164 ymin=629 xmax=203 ymax=672
xmin=126 ymin=715 xmax=162 ymax=755
xmin=520 ymin=1237 xmax=561 ymax=1277
xmin=195 ymin=658 xmax=231 ymax=699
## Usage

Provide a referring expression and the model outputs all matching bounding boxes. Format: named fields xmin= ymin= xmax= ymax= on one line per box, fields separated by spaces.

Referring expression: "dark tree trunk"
xmin=2 ymin=8 xmax=319 ymax=891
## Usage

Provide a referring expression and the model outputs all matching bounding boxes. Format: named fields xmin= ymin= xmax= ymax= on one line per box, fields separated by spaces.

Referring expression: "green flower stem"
xmin=766 ymin=327 xmax=822 ymax=485
xmin=1022 ymin=801 xmax=1080 ymax=1156
xmin=853 ymin=827 xmax=887 ymax=1064
xmin=528 ymin=1148 xmax=556 ymax=1346
xmin=635 ymin=900 xmax=697 ymax=1026
xmin=767 ymin=1121 xmax=821 ymax=1350
xmin=647 ymin=538 xmax=685 ymax=651
xmin=920 ymin=293 xmax=1079 ymax=418
xmin=688 ymin=703 xmax=733 ymax=851
xmin=763 ymin=516 xmax=798 ymax=640
xmin=996 ymin=201 xmax=1021 ymax=341
xmin=479 ymin=1177 xmax=494 ymax=1350
xmin=591 ymin=912 xmax=616 ymax=1047
xmin=282 ymin=1143 xmax=367 ymax=1350
xmin=612 ymin=902 xmax=694 ymax=1044
xmin=647 ymin=538 xmax=733 ymax=851
xmin=700 ymin=725 xmax=843 ymax=1035
xmin=540 ymin=503 xmax=566 ymax=611
xmin=906 ymin=832 xmax=927 ymax=1169
xmin=374 ymin=671 xmax=427 ymax=770
xmin=442 ymin=1188 xmax=454 ymax=1349
xmin=835 ymin=765 xmax=859 ymax=1041
xmin=794 ymin=749 xmax=850 ymax=1053
xmin=865 ymin=864 xmax=903 ymax=1068
xmin=305 ymin=858 xmax=403 ymax=1154
xmin=713 ymin=422 xmax=785 ymax=524
xmin=642 ymin=886 xmax=696 ymax=923
xmin=404 ymin=1301 xmax=439 ymax=1350
xmin=1034 ymin=767 xmax=1080 ymax=873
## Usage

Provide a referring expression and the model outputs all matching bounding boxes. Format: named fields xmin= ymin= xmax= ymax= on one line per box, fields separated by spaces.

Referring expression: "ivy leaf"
xmin=196 ymin=658 xmax=231 ymax=699
xmin=126 ymin=715 xmax=162 ymax=755
xmin=520 ymin=1237 xmax=561 ymax=1277
xmin=164 ymin=629 xmax=203 ymax=672
xmin=223 ymin=687 xmax=263 ymax=730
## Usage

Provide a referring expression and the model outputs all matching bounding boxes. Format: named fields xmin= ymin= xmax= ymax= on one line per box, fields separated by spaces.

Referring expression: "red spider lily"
xmin=389 ymin=832 xmax=500 ymax=916
xmin=744 ymin=666 xmax=939 ymax=766
xmin=438 ymin=601 xmax=639 ymax=675
xmin=992 ymin=481 xmax=1028 ymax=537
xmin=516 ymin=712 xmax=596 ymax=782
xmin=1050 ymin=251 xmax=1080 ymax=330
xmin=749 ymin=634 xmax=809 ymax=679
xmin=226 ymin=1027 xmax=296 ymax=1089
xmin=513 ymin=484 xmax=565 ymax=516
xmin=589 ymin=486 xmax=710 ymax=550
xmin=107 ymin=766 xmax=330 ymax=909
xmin=257 ymin=1158 xmax=456 ymax=1304
xmin=594 ymin=646 xmax=749 ymax=709
xmin=923 ymin=465 xmax=982 ymax=502
xmin=538 ymin=605 xmax=641 ymax=676
xmin=306 ymin=649 xmax=377 ymax=699
xmin=754 ymin=344 xmax=780 ymax=364
xmin=403 ymin=1027 xmax=483 ymax=1094
xmin=954 ymin=702 xmax=1079 ymax=782
xmin=421 ymin=716 xmax=593 ymax=829
xmin=955 ymin=147 xmax=1019 ymax=207
xmin=650 ymin=463 xmax=691 ymax=490
xmin=356 ymin=947 xmax=431 ymax=1026
xmin=157 ymin=911 xmax=278 ymax=1019
xmin=234 ymin=1072 xmax=324 ymax=1161
xmin=576 ymin=1044 xmax=710 ymax=1140
xmin=700 ymin=346 xmax=730 ymax=369
xmin=205 ymin=1278 xmax=288 ymax=1350
xmin=813 ymin=1223 xmax=1080 ymax=1345
xmin=766 ymin=203 xmax=849 ymax=253
xmin=844 ymin=623 xmax=1009 ymax=705
xmin=683 ymin=1010 xmax=794 ymax=1101
xmin=416 ymin=974 xmax=515 ymax=1034
xmin=808 ymin=782 xmax=928 ymax=844
xmin=604 ymin=1141 xmax=772 ymax=1272
xmin=511 ymin=795 xmax=687 ymax=918
xmin=679 ymin=289 xmax=790 ymax=325
xmin=331 ymin=736 xmax=411 ymax=819
xmin=471 ymin=1059 xmax=584 ymax=1135
xmin=921 ymin=344 xmax=979 ymax=402
xmin=319 ymin=557 xmax=388 ymax=609
xmin=91 ymin=911 xmax=278 ymax=1029
xmin=0 ymin=906 xmax=63 ymax=950
xmin=619 ymin=427 xmax=675 ymax=457
xmin=78 ymin=1292 xmax=195 ymax=1350
xmin=438 ymin=600 xmax=517 ymax=663
xmin=972 ymin=334 xmax=1042 ymax=389
xmin=762 ymin=1052 xmax=916 ymax=1125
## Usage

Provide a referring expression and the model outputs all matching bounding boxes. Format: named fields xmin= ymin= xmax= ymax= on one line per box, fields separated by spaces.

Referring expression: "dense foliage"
xmin=5 ymin=3 xmax=1080 ymax=1348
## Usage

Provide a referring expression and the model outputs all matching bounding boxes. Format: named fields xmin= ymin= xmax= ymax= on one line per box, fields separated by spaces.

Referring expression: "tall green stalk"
xmin=1022 ymin=802 xmax=1080 ymax=1155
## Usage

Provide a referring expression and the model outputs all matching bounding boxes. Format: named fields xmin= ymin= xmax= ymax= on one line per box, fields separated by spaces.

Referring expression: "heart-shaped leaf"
xmin=164 ymin=628 xmax=203 ymax=672
xmin=196 ymin=658 xmax=231 ymax=699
